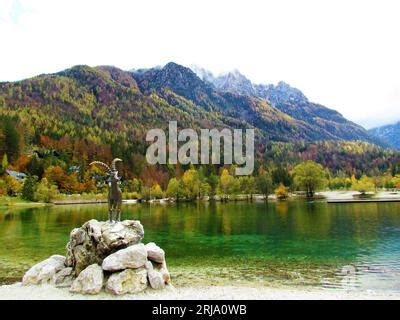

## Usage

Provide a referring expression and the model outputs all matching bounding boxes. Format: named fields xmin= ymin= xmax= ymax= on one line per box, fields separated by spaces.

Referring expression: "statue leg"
xmin=117 ymin=203 xmax=121 ymax=222
xmin=109 ymin=204 xmax=113 ymax=223
xmin=112 ymin=205 xmax=117 ymax=223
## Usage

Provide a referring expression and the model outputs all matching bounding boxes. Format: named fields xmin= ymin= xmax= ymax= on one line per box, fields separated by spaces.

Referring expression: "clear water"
xmin=1 ymin=200 xmax=400 ymax=292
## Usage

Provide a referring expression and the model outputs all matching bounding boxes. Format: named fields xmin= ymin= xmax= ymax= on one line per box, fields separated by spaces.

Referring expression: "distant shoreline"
xmin=2 ymin=190 xmax=400 ymax=209
xmin=44 ymin=190 xmax=400 ymax=205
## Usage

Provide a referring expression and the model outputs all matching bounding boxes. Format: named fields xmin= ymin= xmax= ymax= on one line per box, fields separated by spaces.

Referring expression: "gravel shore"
xmin=1 ymin=283 xmax=400 ymax=300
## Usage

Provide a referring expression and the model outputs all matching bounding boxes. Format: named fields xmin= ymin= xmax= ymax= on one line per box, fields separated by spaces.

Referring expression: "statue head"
xmin=89 ymin=158 xmax=123 ymax=184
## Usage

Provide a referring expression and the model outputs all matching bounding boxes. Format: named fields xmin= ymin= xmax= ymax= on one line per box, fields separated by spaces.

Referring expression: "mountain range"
xmin=0 ymin=62 xmax=391 ymax=164
xmin=190 ymin=65 xmax=382 ymax=144
xmin=369 ymin=122 xmax=400 ymax=150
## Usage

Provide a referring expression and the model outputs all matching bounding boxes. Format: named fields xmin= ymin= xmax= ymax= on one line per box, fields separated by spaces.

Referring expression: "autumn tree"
xmin=275 ymin=183 xmax=289 ymax=199
xmin=0 ymin=175 xmax=21 ymax=196
xmin=35 ymin=178 xmax=60 ymax=203
xmin=182 ymin=168 xmax=201 ymax=200
xmin=167 ymin=178 xmax=184 ymax=201
xmin=218 ymin=169 xmax=235 ymax=200
xmin=293 ymin=160 xmax=327 ymax=198
xmin=351 ymin=175 xmax=375 ymax=195
xmin=44 ymin=166 xmax=68 ymax=192
xmin=239 ymin=176 xmax=257 ymax=200
xmin=256 ymin=169 xmax=273 ymax=200
xmin=200 ymin=182 xmax=211 ymax=198
xmin=0 ymin=179 xmax=7 ymax=196
xmin=151 ymin=183 xmax=164 ymax=199
xmin=130 ymin=178 xmax=143 ymax=193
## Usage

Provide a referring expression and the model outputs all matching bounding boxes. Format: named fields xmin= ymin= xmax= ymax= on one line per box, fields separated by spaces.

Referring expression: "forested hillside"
xmin=0 ymin=63 xmax=398 ymax=195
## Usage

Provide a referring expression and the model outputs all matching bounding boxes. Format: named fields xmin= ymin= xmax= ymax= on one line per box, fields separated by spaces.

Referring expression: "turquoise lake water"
xmin=1 ymin=200 xmax=400 ymax=291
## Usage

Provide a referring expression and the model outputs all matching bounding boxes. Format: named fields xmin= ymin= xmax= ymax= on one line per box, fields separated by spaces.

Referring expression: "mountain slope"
xmin=369 ymin=122 xmax=400 ymax=150
xmin=0 ymin=62 xmax=398 ymax=181
xmin=193 ymin=68 xmax=380 ymax=145
xmin=133 ymin=62 xmax=312 ymax=142
xmin=0 ymin=62 xmax=386 ymax=159
xmin=0 ymin=65 xmax=249 ymax=167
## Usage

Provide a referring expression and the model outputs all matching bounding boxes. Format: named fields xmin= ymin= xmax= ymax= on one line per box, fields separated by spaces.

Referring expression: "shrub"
xmin=275 ymin=183 xmax=289 ymax=200
xmin=35 ymin=178 xmax=60 ymax=203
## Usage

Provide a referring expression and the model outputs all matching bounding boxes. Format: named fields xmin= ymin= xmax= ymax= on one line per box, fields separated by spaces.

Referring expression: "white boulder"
xmin=102 ymin=243 xmax=147 ymax=271
xmin=52 ymin=267 xmax=75 ymax=288
xmin=145 ymin=242 xmax=165 ymax=263
xmin=106 ymin=268 xmax=148 ymax=295
xmin=70 ymin=264 xmax=104 ymax=294
xmin=145 ymin=261 xmax=165 ymax=289
xmin=22 ymin=255 xmax=66 ymax=285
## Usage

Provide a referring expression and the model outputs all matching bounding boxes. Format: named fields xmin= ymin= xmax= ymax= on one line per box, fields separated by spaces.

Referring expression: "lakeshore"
xmin=2 ymin=190 xmax=400 ymax=208
xmin=1 ymin=283 xmax=400 ymax=300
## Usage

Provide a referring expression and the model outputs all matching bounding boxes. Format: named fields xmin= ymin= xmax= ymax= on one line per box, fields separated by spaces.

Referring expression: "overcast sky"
xmin=1 ymin=0 xmax=399 ymax=129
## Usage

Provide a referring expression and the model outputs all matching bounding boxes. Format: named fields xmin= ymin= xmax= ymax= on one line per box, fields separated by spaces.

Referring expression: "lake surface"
xmin=1 ymin=200 xmax=400 ymax=292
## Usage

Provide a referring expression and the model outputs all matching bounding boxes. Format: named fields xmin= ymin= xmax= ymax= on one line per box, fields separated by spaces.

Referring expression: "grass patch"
xmin=0 ymin=196 xmax=49 ymax=208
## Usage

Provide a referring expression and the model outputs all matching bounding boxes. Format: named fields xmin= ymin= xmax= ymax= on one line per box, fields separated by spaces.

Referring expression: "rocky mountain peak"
xmin=133 ymin=61 xmax=211 ymax=94
xmin=190 ymin=65 xmax=216 ymax=83
xmin=271 ymin=81 xmax=308 ymax=102
xmin=213 ymin=70 xmax=256 ymax=96
xmin=369 ymin=121 xmax=400 ymax=149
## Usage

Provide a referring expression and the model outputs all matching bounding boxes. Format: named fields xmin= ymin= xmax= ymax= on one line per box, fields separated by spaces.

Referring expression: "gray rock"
xmin=145 ymin=261 xmax=165 ymax=289
xmin=148 ymin=270 xmax=165 ymax=289
xmin=157 ymin=260 xmax=171 ymax=284
xmin=66 ymin=242 xmax=100 ymax=275
xmin=145 ymin=242 xmax=165 ymax=263
xmin=65 ymin=219 xmax=144 ymax=274
xmin=102 ymin=243 xmax=147 ymax=271
xmin=70 ymin=264 xmax=104 ymax=294
xmin=106 ymin=268 xmax=148 ymax=295
xmin=52 ymin=267 xmax=75 ymax=288
xmin=22 ymin=255 xmax=65 ymax=285
xmin=101 ymin=220 xmax=144 ymax=250
xmin=86 ymin=219 xmax=102 ymax=243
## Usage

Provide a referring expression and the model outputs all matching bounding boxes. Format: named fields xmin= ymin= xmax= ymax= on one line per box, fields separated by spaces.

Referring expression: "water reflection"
xmin=1 ymin=201 xmax=400 ymax=290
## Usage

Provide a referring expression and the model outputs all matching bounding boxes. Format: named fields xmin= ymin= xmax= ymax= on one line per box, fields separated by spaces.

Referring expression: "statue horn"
xmin=89 ymin=161 xmax=111 ymax=172
xmin=111 ymin=158 xmax=123 ymax=171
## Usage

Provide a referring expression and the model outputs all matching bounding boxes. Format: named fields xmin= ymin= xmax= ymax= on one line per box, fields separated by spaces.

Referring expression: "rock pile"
xmin=22 ymin=219 xmax=171 ymax=295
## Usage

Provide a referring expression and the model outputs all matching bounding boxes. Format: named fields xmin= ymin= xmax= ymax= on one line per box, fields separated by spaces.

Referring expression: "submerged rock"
xmin=340 ymin=265 xmax=357 ymax=275
xmin=102 ymin=243 xmax=147 ymax=271
xmin=22 ymin=255 xmax=66 ymax=285
xmin=145 ymin=242 xmax=165 ymax=263
xmin=70 ymin=264 xmax=104 ymax=294
xmin=106 ymin=268 xmax=148 ymax=295
xmin=65 ymin=219 xmax=144 ymax=274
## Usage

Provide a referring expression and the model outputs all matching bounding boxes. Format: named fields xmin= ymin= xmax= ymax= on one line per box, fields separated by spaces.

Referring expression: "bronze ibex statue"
xmin=89 ymin=158 xmax=123 ymax=222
